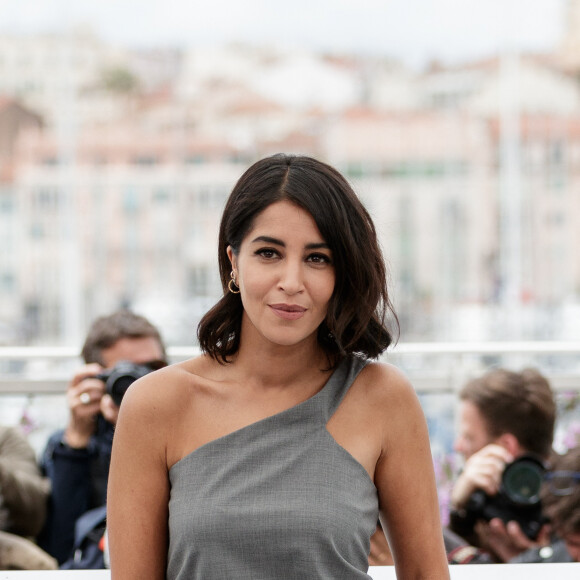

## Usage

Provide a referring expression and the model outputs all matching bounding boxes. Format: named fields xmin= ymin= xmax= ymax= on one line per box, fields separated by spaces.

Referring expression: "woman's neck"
xmin=232 ymin=325 xmax=331 ymax=390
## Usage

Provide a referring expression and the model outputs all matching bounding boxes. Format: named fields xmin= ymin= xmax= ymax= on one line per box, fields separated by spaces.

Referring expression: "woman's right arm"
xmin=107 ymin=371 xmax=172 ymax=579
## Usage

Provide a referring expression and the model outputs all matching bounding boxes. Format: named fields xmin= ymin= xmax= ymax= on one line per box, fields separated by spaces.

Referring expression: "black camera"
xmin=464 ymin=455 xmax=547 ymax=540
xmin=96 ymin=361 xmax=159 ymax=407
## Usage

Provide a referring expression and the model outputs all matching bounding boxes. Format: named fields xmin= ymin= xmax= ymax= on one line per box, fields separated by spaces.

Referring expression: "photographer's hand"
xmin=451 ymin=444 xmax=513 ymax=509
xmin=64 ymin=364 xmax=106 ymax=449
xmin=101 ymin=393 xmax=121 ymax=425
xmin=475 ymin=518 xmax=551 ymax=562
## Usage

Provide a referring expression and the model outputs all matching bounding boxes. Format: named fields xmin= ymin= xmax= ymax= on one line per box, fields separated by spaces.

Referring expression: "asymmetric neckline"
xmin=170 ymin=357 xmax=348 ymax=471
xmin=167 ymin=354 xmax=376 ymax=580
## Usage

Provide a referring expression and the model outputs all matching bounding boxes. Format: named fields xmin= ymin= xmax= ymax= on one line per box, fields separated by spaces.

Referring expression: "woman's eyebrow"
xmin=251 ymin=235 xmax=284 ymax=246
xmin=305 ymin=242 xmax=331 ymax=250
xmin=250 ymin=236 xmax=330 ymax=250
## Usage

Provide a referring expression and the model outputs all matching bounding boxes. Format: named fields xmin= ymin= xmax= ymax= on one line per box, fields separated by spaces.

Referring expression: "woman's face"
xmin=228 ymin=200 xmax=335 ymax=350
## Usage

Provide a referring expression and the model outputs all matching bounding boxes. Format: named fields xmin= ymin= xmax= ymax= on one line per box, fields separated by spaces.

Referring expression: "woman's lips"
xmin=269 ymin=304 xmax=307 ymax=320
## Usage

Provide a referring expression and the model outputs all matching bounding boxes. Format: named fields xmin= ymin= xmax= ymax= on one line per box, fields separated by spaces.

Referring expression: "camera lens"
xmin=104 ymin=362 xmax=156 ymax=407
xmin=109 ymin=374 xmax=139 ymax=407
xmin=502 ymin=457 xmax=544 ymax=505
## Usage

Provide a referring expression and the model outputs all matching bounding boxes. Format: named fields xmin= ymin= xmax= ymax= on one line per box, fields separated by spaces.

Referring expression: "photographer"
xmin=541 ymin=446 xmax=580 ymax=562
xmin=449 ymin=368 xmax=556 ymax=562
xmin=37 ymin=310 xmax=167 ymax=566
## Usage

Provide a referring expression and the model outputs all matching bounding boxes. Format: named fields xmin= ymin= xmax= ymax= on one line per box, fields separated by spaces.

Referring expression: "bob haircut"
xmin=198 ymin=153 xmax=398 ymax=364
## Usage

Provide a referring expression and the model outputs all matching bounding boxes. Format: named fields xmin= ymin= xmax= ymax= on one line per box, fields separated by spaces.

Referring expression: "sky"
xmin=0 ymin=0 xmax=568 ymax=68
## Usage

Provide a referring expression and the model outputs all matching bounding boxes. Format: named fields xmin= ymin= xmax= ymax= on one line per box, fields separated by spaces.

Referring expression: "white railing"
xmin=0 ymin=563 xmax=577 ymax=578
xmin=1 ymin=341 xmax=580 ymax=395
xmin=1 ymin=341 xmax=579 ymax=458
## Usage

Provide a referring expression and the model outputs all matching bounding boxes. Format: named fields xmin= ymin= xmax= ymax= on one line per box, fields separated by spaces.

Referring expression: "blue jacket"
xmin=60 ymin=505 xmax=107 ymax=570
xmin=37 ymin=416 xmax=114 ymax=565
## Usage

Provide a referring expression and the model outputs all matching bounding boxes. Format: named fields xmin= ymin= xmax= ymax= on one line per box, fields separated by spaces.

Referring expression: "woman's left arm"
xmin=372 ymin=364 xmax=450 ymax=579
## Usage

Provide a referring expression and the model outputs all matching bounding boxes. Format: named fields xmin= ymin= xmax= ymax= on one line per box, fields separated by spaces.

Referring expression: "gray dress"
xmin=167 ymin=355 xmax=378 ymax=579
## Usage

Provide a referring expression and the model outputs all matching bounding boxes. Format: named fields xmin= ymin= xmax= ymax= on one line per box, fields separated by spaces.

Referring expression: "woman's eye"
xmin=256 ymin=248 xmax=278 ymax=259
xmin=308 ymin=253 xmax=331 ymax=264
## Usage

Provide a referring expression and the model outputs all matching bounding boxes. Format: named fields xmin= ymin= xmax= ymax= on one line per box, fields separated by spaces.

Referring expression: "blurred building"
xmin=12 ymin=123 xmax=243 ymax=343
xmin=559 ymin=0 xmax=580 ymax=72
xmin=2 ymin=26 xmax=580 ymax=344
xmin=0 ymin=28 xmax=132 ymax=128
xmin=0 ymin=98 xmax=43 ymax=342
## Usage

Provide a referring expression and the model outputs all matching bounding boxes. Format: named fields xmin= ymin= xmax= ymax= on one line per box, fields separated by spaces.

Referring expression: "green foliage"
xmin=100 ymin=67 xmax=140 ymax=94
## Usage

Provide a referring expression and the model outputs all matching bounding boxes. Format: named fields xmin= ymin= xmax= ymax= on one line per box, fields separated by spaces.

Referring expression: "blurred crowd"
xmin=1 ymin=309 xmax=580 ymax=570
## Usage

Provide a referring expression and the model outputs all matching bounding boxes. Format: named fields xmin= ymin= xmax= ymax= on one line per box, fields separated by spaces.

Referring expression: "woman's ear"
xmin=226 ymin=246 xmax=236 ymax=271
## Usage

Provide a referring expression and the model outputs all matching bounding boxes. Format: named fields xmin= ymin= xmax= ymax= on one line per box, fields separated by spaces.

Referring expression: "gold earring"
xmin=228 ymin=271 xmax=240 ymax=294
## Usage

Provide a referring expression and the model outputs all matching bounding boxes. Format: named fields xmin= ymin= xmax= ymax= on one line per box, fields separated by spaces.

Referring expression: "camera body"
xmin=96 ymin=361 xmax=156 ymax=407
xmin=464 ymin=454 xmax=547 ymax=540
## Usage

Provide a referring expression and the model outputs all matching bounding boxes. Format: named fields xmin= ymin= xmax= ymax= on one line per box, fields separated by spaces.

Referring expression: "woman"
xmin=107 ymin=154 xmax=449 ymax=579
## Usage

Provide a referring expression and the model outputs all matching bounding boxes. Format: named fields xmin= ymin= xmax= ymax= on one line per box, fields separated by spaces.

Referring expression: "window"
xmin=132 ymin=156 xmax=158 ymax=166
xmin=0 ymin=273 xmax=15 ymax=294
xmin=153 ymin=188 xmax=171 ymax=203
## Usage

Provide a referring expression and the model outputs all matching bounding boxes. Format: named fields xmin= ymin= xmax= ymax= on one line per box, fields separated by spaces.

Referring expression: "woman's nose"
xmin=278 ymin=261 xmax=304 ymax=294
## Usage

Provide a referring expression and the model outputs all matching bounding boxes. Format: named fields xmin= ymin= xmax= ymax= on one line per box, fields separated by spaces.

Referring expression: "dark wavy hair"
xmin=198 ymin=154 xmax=398 ymax=364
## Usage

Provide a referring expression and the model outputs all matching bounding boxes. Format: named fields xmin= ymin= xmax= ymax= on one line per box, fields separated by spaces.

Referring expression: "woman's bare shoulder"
xmin=357 ymin=361 xmax=429 ymax=453
xmin=357 ymin=360 xmax=415 ymax=401
xmin=351 ymin=360 xmax=423 ymax=427
xmin=119 ymin=354 xmax=213 ymax=418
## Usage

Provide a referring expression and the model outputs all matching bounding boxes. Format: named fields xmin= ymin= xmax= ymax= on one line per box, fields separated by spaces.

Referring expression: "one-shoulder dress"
xmin=167 ymin=355 xmax=378 ymax=579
